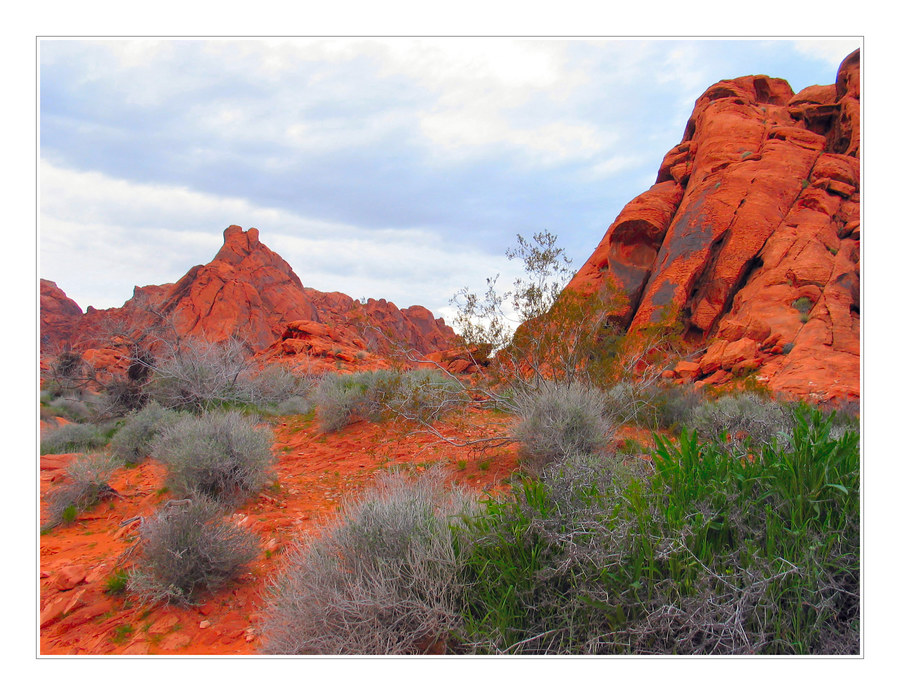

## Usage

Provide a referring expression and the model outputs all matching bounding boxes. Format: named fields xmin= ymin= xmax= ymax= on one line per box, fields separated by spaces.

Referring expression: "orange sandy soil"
xmin=39 ymin=408 xmax=522 ymax=655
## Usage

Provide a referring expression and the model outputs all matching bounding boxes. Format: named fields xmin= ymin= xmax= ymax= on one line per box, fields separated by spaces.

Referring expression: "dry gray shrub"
xmin=109 ymin=402 xmax=184 ymax=464
xmin=312 ymin=372 xmax=371 ymax=432
xmin=152 ymin=410 xmax=274 ymax=506
xmin=239 ymin=364 xmax=314 ymax=411
xmin=313 ymin=369 xmax=466 ymax=433
xmin=47 ymin=394 xmax=97 ymax=423
xmin=145 ymin=337 xmax=252 ymax=411
xmin=260 ymin=468 xmax=476 ymax=654
xmin=40 ymin=421 xmax=107 ymax=455
xmin=688 ymin=393 xmax=793 ymax=452
xmin=128 ymin=497 xmax=259 ymax=605
xmin=511 ymin=380 xmax=614 ymax=474
xmin=42 ymin=453 xmax=120 ymax=529
xmin=383 ymin=370 xmax=467 ymax=424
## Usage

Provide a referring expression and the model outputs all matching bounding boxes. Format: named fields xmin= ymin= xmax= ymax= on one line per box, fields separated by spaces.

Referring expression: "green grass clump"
xmin=458 ymin=407 xmax=859 ymax=654
xmin=105 ymin=569 xmax=130 ymax=595
xmin=111 ymin=624 xmax=135 ymax=644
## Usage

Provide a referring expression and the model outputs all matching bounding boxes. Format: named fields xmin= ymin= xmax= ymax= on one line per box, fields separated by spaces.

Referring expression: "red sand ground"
xmin=39 ymin=408 xmax=521 ymax=655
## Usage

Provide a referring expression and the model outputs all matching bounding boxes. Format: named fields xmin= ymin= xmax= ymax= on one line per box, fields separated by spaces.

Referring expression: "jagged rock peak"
xmin=213 ymin=225 xmax=262 ymax=264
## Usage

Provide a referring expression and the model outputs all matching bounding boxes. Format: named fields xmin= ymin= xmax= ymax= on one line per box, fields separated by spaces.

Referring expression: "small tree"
xmin=450 ymin=230 xmax=631 ymax=392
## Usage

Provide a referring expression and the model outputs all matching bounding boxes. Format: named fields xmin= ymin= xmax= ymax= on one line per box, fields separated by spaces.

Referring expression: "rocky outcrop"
xmin=264 ymin=291 xmax=458 ymax=367
xmin=567 ymin=50 xmax=860 ymax=402
xmin=151 ymin=225 xmax=320 ymax=351
xmin=40 ymin=280 xmax=83 ymax=350
xmin=41 ymin=225 xmax=458 ymax=371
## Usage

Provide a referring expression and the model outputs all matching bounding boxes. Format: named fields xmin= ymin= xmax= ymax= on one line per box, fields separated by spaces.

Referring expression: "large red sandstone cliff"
xmin=567 ymin=50 xmax=860 ymax=402
xmin=40 ymin=225 xmax=457 ymax=370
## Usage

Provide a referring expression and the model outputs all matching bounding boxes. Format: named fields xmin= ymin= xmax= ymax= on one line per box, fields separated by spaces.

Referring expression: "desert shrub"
xmin=688 ymin=392 xmax=794 ymax=453
xmin=101 ymin=377 xmax=149 ymax=417
xmin=128 ymin=497 xmax=259 ymax=605
xmin=261 ymin=395 xmax=315 ymax=417
xmin=42 ymin=350 xmax=98 ymax=397
xmin=109 ymin=402 xmax=184 ymax=464
xmin=382 ymin=369 xmax=467 ymax=423
xmin=459 ymin=409 xmax=859 ymax=654
xmin=313 ymin=371 xmax=372 ymax=432
xmin=603 ymin=380 xmax=703 ymax=430
xmin=151 ymin=410 xmax=274 ymax=506
xmin=820 ymin=399 xmax=860 ymax=440
xmin=313 ymin=369 xmax=465 ymax=433
xmin=511 ymin=380 xmax=614 ymax=474
xmin=643 ymin=383 xmax=705 ymax=430
xmin=145 ymin=338 xmax=252 ymax=412
xmin=458 ymin=454 xmax=645 ymax=653
xmin=239 ymin=364 xmax=314 ymax=408
xmin=42 ymin=453 xmax=120 ymax=529
xmin=260 ymin=468 xmax=476 ymax=654
xmin=40 ymin=421 xmax=109 ymax=454
xmin=46 ymin=394 xmax=95 ymax=423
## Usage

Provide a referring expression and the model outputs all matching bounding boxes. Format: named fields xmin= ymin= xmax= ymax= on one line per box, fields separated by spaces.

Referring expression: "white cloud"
xmin=39 ymin=160 xmax=512 ymax=318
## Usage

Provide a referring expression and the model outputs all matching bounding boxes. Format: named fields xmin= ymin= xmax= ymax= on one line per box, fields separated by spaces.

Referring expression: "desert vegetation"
xmin=252 ymin=232 xmax=860 ymax=655
xmin=40 ymin=230 xmax=860 ymax=655
xmin=151 ymin=409 xmax=275 ymax=507
xmin=127 ymin=496 xmax=259 ymax=606
xmin=42 ymin=453 xmax=121 ymax=530
xmin=312 ymin=368 xmax=467 ymax=433
xmin=260 ymin=401 xmax=859 ymax=655
xmin=261 ymin=468 xmax=476 ymax=654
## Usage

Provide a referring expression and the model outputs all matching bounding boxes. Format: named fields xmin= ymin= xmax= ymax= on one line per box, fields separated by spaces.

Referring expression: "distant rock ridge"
xmin=40 ymin=225 xmax=458 ymax=370
xmin=565 ymin=50 xmax=860 ymax=402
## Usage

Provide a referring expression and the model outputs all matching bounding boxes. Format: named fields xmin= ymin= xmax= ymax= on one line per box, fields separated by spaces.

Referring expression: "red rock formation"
xmin=264 ymin=291 xmax=458 ymax=368
xmin=41 ymin=225 xmax=458 ymax=371
xmin=152 ymin=225 xmax=320 ymax=351
xmin=567 ymin=50 xmax=860 ymax=402
xmin=40 ymin=279 xmax=83 ymax=350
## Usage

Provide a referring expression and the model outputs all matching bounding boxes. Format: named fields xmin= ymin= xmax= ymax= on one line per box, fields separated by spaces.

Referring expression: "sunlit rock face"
xmin=566 ymin=50 xmax=860 ymax=402
xmin=41 ymin=225 xmax=458 ymax=369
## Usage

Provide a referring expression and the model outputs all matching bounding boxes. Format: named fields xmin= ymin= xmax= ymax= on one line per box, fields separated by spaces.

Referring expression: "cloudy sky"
xmin=39 ymin=37 xmax=860 ymax=326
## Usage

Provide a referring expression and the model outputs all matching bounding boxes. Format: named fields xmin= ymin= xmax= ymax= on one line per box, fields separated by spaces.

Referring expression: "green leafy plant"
xmin=457 ymin=408 xmax=859 ymax=654
xmin=105 ymin=569 xmax=130 ymax=595
xmin=111 ymin=624 xmax=134 ymax=644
